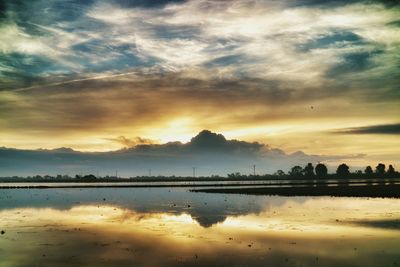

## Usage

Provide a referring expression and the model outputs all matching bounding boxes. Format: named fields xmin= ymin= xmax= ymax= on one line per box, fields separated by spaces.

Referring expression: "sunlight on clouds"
xmin=150 ymin=117 xmax=197 ymax=143
xmin=321 ymin=4 xmax=399 ymax=28
xmin=87 ymin=3 xmax=140 ymax=25
xmin=0 ymin=0 xmax=399 ymax=165
xmin=135 ymin=35 xmax=208 ymax=69
xmin=0 ymin=24 xmax=45 ymax=54
xmin=358 ymin=27 xmax=400 ymax=45
xmin=2 ymin=0 xmax=398 ymax=85
xmin=222 ymin=125 xmax=295 ymax=140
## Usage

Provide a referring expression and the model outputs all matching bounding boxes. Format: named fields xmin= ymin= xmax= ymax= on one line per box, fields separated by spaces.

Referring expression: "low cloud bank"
xmin=0 ymin=130 xmax=363 ymax=176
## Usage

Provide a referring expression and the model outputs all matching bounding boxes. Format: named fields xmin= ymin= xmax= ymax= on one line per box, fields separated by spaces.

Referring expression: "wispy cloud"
xmin=1 ymin=0 xmax=399 ymax=94
xmin=0 ymin=0 xmax=399 ymax=163
xmin=105 ymin=136 xmax=156 ymax=148
xmin=333 ymin=123 xmax=400 ymax=135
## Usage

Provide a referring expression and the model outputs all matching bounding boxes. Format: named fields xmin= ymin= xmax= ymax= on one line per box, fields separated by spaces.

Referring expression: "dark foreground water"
xmin=0 ymin=187 xmax=399 ymax=267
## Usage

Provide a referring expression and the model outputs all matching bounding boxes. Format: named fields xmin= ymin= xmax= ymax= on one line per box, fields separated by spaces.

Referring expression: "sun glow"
xmin=150 ymin=118 xmax=197 ymax=144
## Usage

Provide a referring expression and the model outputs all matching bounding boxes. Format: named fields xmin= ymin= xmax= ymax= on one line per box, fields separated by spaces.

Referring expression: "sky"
xmin=0 ymin=0 xmax=399 ymax=174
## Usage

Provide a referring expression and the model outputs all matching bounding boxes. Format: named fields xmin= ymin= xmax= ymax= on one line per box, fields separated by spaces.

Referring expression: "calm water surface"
xmin=0 ymin=187 xmax=399 ymax=266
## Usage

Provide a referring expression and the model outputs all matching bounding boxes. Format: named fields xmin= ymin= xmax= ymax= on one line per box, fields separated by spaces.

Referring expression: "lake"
xmin=0 ymin=187 xmax=399 ymax=266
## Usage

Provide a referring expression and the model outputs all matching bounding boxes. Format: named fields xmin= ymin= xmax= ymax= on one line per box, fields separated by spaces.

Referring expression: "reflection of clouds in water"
xmin=1 ymin=202 xmax=400 ymax=267
xmin=2 ymin=188 xmax=400 ymax=229
xmin=1 ymin=189 xmax=400 ymax=228
xmin=0 ymin=188 xmax=304 ymax=227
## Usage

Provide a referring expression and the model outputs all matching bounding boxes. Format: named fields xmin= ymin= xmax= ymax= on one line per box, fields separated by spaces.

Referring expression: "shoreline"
xmin=0 ymin=182 xmax=399 ymax=198
xmin=191 ymin=184 xmax=400 ymax=198
xmin=1 ymin=180 xmax=399 ymax=189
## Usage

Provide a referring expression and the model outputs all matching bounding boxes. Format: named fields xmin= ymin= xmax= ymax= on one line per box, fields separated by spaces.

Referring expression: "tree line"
xmin=274 ymin=162 xmax=399 ymax=179
xmin=226 ymin=163 xmax=399 ymax=180
xmin=0 ymin=163 xmax=398 ymax=182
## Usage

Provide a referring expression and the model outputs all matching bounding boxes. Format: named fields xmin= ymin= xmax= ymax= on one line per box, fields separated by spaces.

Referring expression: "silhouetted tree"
xmin=336 ymin=163 xmax=350 ymax=177
xmin=336 ymin=163 xmax=350 ymax=186
xmin=364 ymin=165 xmax=374 ymax=184
xmin=315 ymin=163 xmax=328 ymax=178
xmin=80 ymin=174 xmax=97 ymax=182
xmin=227 ymin=172 xmax=242 ymax=178
xmin=387 ymin=165 xmax=395 ymax=177
xmin=364 ymin=166 xmax=373 ymax=176
xmin=274 ymin=170 xmax=285 ymax=176
xmin=303 ymin=163 xmax=314 ymax=178
xmin=289 ymin=166 xmax=303 ymax=178
xmin=375 ymin=163 xmax=386 ymax=176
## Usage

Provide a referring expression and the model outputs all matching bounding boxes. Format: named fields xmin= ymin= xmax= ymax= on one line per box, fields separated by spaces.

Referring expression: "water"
xmin=0 ymin=180 xmax=287 ymax=188
xmin=0 ymin=187 xmax=399 ymax=266
xmin=2 ymin=178 xmax=399 ymax=188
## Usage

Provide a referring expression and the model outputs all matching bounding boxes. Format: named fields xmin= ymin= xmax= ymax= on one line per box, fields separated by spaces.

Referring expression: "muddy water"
xmin=0 ymin=188 xmax=399 ymax=266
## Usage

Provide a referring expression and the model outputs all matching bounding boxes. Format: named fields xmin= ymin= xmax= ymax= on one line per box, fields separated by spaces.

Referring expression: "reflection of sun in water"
xmin=1 ymin=197 xmax=400 ymax=267
xmin=1 ymin=196 xmax=400 ymax=254
xmin=3 ymin=198 xmax=399 ymax=241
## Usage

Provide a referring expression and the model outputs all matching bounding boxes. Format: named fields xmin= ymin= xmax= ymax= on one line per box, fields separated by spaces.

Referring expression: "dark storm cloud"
xmin=334 ymin=123 xmax=400 ymax=135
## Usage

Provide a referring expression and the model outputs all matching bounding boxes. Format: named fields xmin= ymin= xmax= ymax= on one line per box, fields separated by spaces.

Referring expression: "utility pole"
xmin=192 ymin=167 xmax=196 ymax=178
xmin=253 ymin=165 xmax=256 ymax=176
xmin=148 ymin=168 xmax=152 ymax=177
xmin=115 ymin=170 xmax=118 ymax=178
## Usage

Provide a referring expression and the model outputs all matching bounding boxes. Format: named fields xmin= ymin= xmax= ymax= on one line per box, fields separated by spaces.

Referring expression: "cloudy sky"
xmin=0 ymin=0 xmax=399 ymax=170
